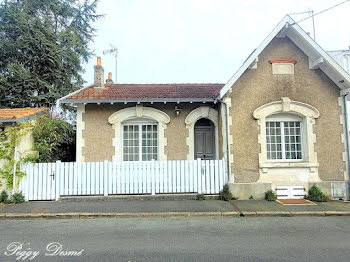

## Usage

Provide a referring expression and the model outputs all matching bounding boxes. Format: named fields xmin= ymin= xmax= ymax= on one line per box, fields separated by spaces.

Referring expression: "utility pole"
xmin=103 ymin=45 xmax=118 ymax=83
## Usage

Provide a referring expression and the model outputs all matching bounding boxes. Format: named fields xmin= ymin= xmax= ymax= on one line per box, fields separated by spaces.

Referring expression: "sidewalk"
xmin=0 ymin=198 xmax=349 ymax=219
xmin=231 ymin=200 xmax=350 ymax=217
xmin=0 ymin=199 xmax=238 ymax=218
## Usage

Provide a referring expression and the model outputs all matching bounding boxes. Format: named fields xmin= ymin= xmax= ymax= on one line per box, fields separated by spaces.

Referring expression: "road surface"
xmin=0 ymin=217 xmax=349 ymax=261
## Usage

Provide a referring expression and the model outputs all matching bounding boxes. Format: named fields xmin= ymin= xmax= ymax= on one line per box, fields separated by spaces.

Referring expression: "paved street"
xmin=0 ymin=217 xmax=350 ymax=262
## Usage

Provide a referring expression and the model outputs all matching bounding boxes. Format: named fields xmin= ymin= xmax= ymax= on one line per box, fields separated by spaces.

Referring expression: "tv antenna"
xmin=289 ymin=9 xmax=315 ymax=40
xmin=103 ymin=44 xmax=118 ymax=83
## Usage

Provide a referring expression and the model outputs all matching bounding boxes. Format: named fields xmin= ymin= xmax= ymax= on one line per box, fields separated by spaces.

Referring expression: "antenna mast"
xmin=103 ymin=45 xmax=118 ymax=83
xmin=289 ymin=9 xmax=315 ymax=40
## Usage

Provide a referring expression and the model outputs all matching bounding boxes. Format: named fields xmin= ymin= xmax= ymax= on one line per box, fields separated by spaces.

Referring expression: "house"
xmin=59 ymin=15 xmax=350 ymax=200
xmin=328 ymin=48 xmax=350 ymax=74
xmin=0 ymin=108 xmax=47 ymax=190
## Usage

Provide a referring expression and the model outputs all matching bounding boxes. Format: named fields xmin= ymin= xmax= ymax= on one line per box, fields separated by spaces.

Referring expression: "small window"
xmin=266 ymin=114 xmax=303 ymax=161
xmin=123 ymin=119 xmax=158 ymax=161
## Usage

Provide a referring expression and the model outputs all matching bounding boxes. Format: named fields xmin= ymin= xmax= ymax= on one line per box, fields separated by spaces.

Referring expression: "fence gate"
xmin=19 ymin=159 xmax=227 ymax=201
xmin=19 ymin=163 xmax=58 ymax=201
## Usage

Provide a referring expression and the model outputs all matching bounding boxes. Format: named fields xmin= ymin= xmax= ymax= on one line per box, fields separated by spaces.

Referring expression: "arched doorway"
xmin=194 ymin=118 xmax=215 ymax=160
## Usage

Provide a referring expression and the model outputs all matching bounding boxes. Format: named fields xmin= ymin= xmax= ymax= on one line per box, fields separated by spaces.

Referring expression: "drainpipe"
xmin=342 ymin=95 xmax=350 ymax=181
xmin=220 ymin=100 xmax=231 ymax=184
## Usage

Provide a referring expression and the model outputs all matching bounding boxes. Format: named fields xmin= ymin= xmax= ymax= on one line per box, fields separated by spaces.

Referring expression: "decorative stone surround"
xmin=76 ymin=104 xmax=86 ymax=162
xmin=253 ymin=97 xmax=320 ymax=172
xmin=108 ymin=106 xmax=170 ymax=161
xmin=185 ymin=106 xmax=219 ymax=160
xmin=222 ymin=96 xmax=234 ymax=182
xmin=338 ymin=96 xmax=349 ymax=181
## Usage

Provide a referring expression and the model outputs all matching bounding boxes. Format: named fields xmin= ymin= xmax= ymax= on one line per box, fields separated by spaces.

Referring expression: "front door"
xmin=194 ymin=118 xmax=215 ymax=160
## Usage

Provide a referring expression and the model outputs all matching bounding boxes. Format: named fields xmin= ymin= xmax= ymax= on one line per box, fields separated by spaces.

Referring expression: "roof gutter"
xmin=60 ymin=98 xmax=216 ymax=104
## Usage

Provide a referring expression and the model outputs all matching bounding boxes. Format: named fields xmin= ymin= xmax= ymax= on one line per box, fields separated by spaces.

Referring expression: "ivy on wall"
xmin=0 ymin=115 xmax=75 ymax=189
xmin=0 ymin=121 xmax=32 ymax=188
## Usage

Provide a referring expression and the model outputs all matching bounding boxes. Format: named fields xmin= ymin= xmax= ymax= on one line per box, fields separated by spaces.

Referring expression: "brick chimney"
xmin=106 ymin=72 xmax=114 ymax=84
xmin=94 ymin=56 xmax=104 ymax=88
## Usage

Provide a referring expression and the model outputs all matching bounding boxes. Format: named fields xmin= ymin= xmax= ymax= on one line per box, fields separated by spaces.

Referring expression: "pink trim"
xmin=269 ymin=59 xmax=297 ymax=64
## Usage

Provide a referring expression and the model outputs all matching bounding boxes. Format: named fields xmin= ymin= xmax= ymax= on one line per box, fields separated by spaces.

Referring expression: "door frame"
xmin=194 ymin=121 xmax=215 ymax=160
xmin=185 ymin=106 xmax=219 ymax=160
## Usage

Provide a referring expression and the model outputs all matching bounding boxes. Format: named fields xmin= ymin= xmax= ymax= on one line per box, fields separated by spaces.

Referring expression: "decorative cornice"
xmin=269 ymin=59 xmax=297 ymax=64
xmin=253 ymin=97 xmax=320 ymax=120
xmin=108 ymin=106 xmax=170 ymax=125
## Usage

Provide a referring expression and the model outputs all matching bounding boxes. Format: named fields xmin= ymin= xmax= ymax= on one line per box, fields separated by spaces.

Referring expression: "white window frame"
xmin=108 ymin=106 xmax=170 ymax=161
xmin=253 ymin=97 xmax=320 ymax=170
xmin=122 ymin=119 xmax=158 ymax=161
xmin=266 ymin=113 xmax=304 ymax=162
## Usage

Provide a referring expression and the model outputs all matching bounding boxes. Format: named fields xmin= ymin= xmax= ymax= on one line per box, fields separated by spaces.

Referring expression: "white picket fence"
xmin=18 ymin=159 xmax=227 ymax=201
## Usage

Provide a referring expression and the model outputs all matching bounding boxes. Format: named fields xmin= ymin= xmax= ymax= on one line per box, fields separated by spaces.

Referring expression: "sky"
xmin=83 ymin=0 xmax=350 ymax=85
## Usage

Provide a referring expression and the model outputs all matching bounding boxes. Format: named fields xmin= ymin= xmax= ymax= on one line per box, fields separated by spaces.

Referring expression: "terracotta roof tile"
xmin=0 ymin=108 xmax=48 ymax=121
xmin=63 ymin=83 xmax=224 ymax=102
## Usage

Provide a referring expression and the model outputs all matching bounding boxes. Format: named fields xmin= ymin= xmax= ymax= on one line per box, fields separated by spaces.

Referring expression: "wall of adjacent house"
xmin=0 ymin=122 xmax=35 ymax=191
xmin=228 ymin=37 xmax=346 ymax=183
xmin=82 ymin=103 xmax=221 ymax=162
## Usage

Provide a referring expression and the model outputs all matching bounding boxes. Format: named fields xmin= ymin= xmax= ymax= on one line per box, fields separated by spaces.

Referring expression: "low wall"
xmin=229 ymin=183 xmax=272 ymax=200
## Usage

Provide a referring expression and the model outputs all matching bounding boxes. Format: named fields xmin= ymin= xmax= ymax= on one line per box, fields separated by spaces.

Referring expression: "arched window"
xmin=122 ymin=118 xmax=158 ymax=161
xmin=108 ymin=106 xmax=170 ymax=161
xmin=265 ymin=113 xmax=303 ymax=161
xmin=253 ymin=97 xmax=320 ymax=167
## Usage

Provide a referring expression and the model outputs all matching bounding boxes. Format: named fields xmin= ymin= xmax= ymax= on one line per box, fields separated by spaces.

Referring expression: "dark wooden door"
xmin=194 ymin=125 xmax=215 ymax=160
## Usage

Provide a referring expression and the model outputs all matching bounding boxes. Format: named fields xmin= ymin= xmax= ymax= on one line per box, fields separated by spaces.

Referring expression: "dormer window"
xmin=269 ymin=59 xmax=297 ymax=75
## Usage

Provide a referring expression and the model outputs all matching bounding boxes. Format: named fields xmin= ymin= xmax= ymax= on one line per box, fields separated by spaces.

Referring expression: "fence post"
xmin=55 ymin=161 xmax=61 ymax=201
xmin=104 ymin=160 xmax=109 ymax=196
xmin=151 ymin=159 xmax=155 ymax=195
xmin=197 ymin=158 xmax=202 ymax=194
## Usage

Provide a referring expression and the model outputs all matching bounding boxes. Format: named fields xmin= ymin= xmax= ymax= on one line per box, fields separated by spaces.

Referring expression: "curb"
xmin=59 ymin=194 xmax=219 ymax=202
xmin=241 ymin=211 xmax=350 ymax=217
xmin=0 ymin=211 xmax=241 ymax=219
xmin=1 ymin=211 xmax=350 ymax=219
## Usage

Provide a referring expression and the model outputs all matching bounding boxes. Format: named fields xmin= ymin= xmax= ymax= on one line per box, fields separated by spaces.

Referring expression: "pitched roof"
xmin=0 ymin=108 xmax=48 ymax=123
xmin=218 ymin=15 xmax=350 ymax=99
xmin=60 ymin=83 xmax=224 ymax=103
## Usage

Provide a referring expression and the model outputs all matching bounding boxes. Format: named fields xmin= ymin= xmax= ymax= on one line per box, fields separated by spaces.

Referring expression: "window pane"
xmin=283 ymin=121 xmax=302 ymax=160
xmin=266 ymin=122 xmax=282 ymax=160
xmin=123 ymin=124 xmax=140 ymax=161
xmin=141 ymin=124 xmax=158 ymax=161
xmin=277 ymin=152 xmax=282 ymax=159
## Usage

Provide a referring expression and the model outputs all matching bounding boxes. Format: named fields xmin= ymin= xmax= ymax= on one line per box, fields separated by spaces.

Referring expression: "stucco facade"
xmin=227 ymin=37 xmax=346 ymax=186
xmin=81 ymin=103 xmax=222 ymax=162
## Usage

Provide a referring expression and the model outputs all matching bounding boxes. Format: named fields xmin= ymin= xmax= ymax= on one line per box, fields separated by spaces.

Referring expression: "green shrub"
xmin=219 ymin=184 xmax=234 ymax=201
xmin=0 ymin=190 xmax=8 ymax=202
xmin=265 ymin=190 xmax=277 ymax=201
xmin=11 ymin=192 xmax=25 ymax=204
xmin=249 ymin=195 xmax=254 ymax=200
xmin=306 ymin=185 xmax=328 ymax=202
xmin=32 ymin=115 xmax=76 ymax=162
xmin=196 ymin=194 xmax=206 ymax=200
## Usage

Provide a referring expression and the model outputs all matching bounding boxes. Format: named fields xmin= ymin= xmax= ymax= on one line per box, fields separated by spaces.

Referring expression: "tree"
xmin=30 ymin=115 xmax=76 ymax=162
xmin=0 ymin=0 xmax=102 ymax=108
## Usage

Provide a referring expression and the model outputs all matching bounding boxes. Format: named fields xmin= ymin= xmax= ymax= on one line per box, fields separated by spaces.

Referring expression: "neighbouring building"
xmin=0 ymin=108 xmax=47 ymax=190
xmin=60 ymin=15 xmax=350 ymax=199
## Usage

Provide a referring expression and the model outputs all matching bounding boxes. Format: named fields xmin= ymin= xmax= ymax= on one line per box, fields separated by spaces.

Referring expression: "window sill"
xmin=260 ymin=161 xmax=319 ymax=173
